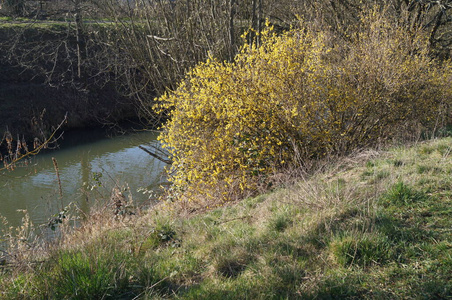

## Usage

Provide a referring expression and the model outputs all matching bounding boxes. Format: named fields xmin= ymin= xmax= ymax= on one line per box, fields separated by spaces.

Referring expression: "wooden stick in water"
xmin=52 ymin=157 xmax=64 ymax=208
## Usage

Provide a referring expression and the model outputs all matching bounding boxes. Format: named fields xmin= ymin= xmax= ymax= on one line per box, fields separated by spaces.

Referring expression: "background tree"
xmin=1 ymin=0 xmax=451 ymax=132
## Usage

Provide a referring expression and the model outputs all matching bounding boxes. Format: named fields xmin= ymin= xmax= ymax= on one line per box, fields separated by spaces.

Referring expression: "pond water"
xmin=0 ymin=128 xmax=167 ymax=228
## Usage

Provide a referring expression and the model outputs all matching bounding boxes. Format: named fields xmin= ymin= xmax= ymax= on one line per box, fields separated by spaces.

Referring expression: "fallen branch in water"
xmin=138 ymin=145 xmax=172 ymax=165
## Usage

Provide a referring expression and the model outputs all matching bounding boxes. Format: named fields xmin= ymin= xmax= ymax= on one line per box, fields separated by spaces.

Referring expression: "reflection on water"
xmin=0 ymin=129 xmax=167 ymax=227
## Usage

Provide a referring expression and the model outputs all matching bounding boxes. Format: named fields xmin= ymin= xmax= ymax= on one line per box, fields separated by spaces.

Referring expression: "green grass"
xmin=1 ymin=138 xmax=452 ymax=299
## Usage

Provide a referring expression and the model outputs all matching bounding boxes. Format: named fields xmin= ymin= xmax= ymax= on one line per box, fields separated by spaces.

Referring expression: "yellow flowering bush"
xmin=156 ymin=10 xmax=452 ymax=203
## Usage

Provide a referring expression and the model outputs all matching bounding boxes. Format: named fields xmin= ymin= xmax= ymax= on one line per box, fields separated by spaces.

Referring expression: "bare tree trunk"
xmin=430 ymin=8 xmax=444 ymax=45
xmin=74 ymin=0 xmax=83 ymax=79
xmin=257 ymin=0 xmax=262 ymax=46
xmin=229 ymin=0 xmax=236 ymax=60
xmin=251 ymin=0 xmax=257 ymax=44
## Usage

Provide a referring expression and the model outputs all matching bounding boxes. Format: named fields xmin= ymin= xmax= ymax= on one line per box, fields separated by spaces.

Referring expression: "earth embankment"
xmin=0 ymin=24 xmax=139 ymax=140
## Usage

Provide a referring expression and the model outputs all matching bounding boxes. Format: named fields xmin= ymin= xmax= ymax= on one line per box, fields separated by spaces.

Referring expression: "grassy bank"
xmin=1 ymin=137 xmax=451 ymax=299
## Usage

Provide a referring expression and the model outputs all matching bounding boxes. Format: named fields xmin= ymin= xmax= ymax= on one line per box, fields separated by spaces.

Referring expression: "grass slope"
xmin=1 ymin=138 xmax=452 ymax=299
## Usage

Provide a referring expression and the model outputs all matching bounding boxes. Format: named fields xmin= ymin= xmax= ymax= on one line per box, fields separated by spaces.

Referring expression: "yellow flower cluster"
xmin=156 ymin=11 xmax=452 ymax=204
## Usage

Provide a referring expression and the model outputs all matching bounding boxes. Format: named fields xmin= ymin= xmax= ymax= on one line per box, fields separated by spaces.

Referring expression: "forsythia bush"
xmin=156 ymin=9 xmax=452 ymax=203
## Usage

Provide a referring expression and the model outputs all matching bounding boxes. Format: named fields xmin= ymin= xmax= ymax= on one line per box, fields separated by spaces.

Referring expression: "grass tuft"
xmin=329 ymin=233 xmax=392 ymax=267
xmin=381 ymin=181 xmax=429 ymax=207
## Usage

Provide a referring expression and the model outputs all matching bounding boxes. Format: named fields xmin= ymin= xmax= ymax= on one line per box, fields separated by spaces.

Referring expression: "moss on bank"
xmin=1 ymin=137 xmax=451 ymax=299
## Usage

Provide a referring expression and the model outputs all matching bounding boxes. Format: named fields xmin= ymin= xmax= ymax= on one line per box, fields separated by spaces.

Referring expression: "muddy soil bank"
xmin=0 ymin=61 xmax=141 ymax=146
xmin=0 ymin=81 xmax=138 ymax=139
xmin=0 ymin=25 xmax=147 ymax=144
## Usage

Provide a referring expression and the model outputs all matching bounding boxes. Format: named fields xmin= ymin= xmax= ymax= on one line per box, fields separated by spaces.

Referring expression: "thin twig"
xmin=0 ymin=113 xmax=68 ymax=172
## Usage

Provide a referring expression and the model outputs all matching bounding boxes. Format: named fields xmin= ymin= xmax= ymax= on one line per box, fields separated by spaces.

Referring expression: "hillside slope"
xmin=1 ymin=137 xmax=451 ymax=299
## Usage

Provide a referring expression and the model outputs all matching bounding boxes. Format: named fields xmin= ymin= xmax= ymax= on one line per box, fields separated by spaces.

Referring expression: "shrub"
xmin=156 ymin=7 xmax=452 ymax=204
